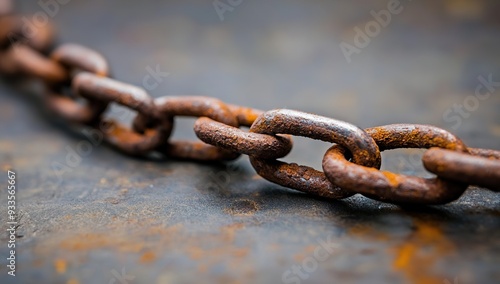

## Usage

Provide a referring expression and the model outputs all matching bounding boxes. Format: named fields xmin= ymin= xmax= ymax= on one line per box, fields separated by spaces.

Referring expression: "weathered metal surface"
xmin=1 ymin=0 xmax=500 ymax=283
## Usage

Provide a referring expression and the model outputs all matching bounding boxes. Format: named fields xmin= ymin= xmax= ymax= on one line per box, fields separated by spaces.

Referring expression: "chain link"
xmin=1 ymin=2 xmax=499 ymax=205
xmin=423 ymin=148 xmax=500 ymax=192
xmin=323 ymin=125 xmax=470 ymax=204
xmin=46 ymin=44 xmax=110 ymax=124
xmin=248 ymin=109 xmax=381 ymax=199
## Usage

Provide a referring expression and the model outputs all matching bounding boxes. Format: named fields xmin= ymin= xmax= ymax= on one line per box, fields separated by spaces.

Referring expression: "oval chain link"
xmin=46 ymin=43 xmax=110 ymax=125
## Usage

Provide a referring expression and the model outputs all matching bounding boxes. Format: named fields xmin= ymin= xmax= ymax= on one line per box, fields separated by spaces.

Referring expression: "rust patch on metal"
xmin=224 ymin=199 xmax=259 ymax=216
xmin=140 ymin=251 xmax=157 ymax=263
xmin=392 ymin=221 xmax=455 ymax=284
xmin=54 ymin=258 xmax=67 ymax=274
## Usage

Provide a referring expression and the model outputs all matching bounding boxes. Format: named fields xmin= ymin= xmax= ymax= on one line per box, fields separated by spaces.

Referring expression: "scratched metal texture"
xmin=0 ymin=0 xmax=500 ymax=283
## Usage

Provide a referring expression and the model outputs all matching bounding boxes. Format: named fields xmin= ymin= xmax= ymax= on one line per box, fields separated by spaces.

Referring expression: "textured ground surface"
xmin=0 ymin=0 xmax=499 ymax=283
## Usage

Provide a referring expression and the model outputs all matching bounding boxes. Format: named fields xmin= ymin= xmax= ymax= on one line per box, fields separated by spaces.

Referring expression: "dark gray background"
xmin=1 ymin=0 xmax=499 ymax=283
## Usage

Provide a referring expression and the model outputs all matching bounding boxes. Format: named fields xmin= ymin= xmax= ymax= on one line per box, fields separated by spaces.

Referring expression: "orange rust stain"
xmin=231 ymin=248 xmax=249 ymax=258
xmin=349 ymin=225 xmax=390 ymax=241
xmin=1 ymin=164 xmax=12 ymax=171
xmin=183 ymin=223 xmax=250 ymax=274
xmin=60 ymin=233 xmax=142 ymax=252
xmin=348 ymin=220 xmax=455 ymax=284
xmin=54 ymin=258 xmax=67 ymax=274
xmin=187 ymin=244 xmax=250 ymax=262
xmin=381 ymin=171 xmax=401 ymax=187
xmin=35 ymin=220 xmax=258 ymax=278
xmin=224 ymin=200 xmax=259 ymax=216
xmin=268 ymin=243 xmax=280 ymax=251
xmin=393 ymin=243 xmax=416 ymax=268
xmin=220 ymin=223 xmax=245 ymax=243
xmin=392 ymin=220 xmax=455 ymax=284
xmin=67 ymin=278 xmax=80 ymax=284
xmin=56 ymin=224 xmax=183 ymax=254
xmin=491 ymin=125 xmax=500 ymax=137
xmin=187 ymin=246 xmax=205 ymax=260
xmin=32 ymin=258 xmax=43 ymax=267
xmin=198 ymin=263 xmax=209 ymax=273
xmin=105 ymin=121 xmax=157 ymax=144
xmin=293 ymin=245 xmax=316 ymax=262
xmin=140 ymin=251 xmax=156 ymax=263
xmin=148 ymin=224 xmax=183 ymax=235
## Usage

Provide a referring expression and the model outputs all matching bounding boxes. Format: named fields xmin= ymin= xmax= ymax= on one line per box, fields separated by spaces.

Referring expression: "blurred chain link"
xmin=1 ymin=0 xmax=498 ymax=205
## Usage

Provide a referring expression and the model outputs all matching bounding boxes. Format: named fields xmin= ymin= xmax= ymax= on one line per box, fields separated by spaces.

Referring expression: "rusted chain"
xmin=3 ymin=44 xmax=67 ymax=83
xmin=73 ymin=72 xmax=172 ymax=155
xmin=193 ymin=105 xmax=293 ymax=159
xmin=46 ymin=44 xmax=110 ymax=125
xmin=0 ymin=0 xmax=12 ymax=16
xmin=322 ymin=125 xmax=469 ymax=204
xmin=51 ymin=43 xmax=109 ymax=76
xmin=226 ymin=104 xmax=264 ymax=126
xmin=0 ymin=15 xmax=54 ymax=52
xmin=134 ymin=96 xmax=242 ymax=161
xmin=0 ymin=3 xmax=499 ymax=206
xmin=248 ymin=109 xmax=381 ymax=199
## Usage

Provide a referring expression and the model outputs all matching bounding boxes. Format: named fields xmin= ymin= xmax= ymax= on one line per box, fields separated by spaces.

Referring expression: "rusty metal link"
xmin=248 ymin=109 xmax=381 ymax=199
xmin=0 ymin=15 xmax=54 ymax=52
xmin=72 ymin=72 xmax=172 ymax=155
xmin=193 ymin=105 xmax=293 ymax=159
xmin=423 ymin=147 xmax=500 ymax=192
xmin=322 ymin=124 xmax=469 ymax=204
xmin=0 ymin=12 xmax=55 ymax=76
xmin=0 ymin=44 xmax=67 ymax=83
xmin=0 ymin=16 xmax=20 ymax=48
xmin=467 ymin=147 xmax=500 ymax=159
xmin=134 ymin=96 xmax=241 ymax=161
xmin=51 ymin=43 xmax=109 ymax=76
xmin=0 ymin=0 xmax=12 ymax=16
xmin=46 ymin=44 xmax=110 ymax=124
xmin=0 ymin=4 xmax=499 ymax=206
xmin=226 ymin=104 xmax=264 ymax=126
